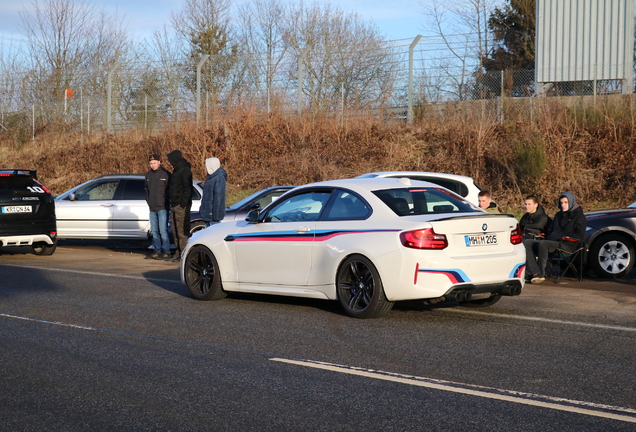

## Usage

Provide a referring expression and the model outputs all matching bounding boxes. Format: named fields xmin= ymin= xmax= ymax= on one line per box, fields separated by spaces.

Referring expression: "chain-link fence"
xmin=0 ymin=34 xmax=633 ymax=136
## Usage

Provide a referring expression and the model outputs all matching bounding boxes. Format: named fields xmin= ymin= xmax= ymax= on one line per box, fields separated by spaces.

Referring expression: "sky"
xmin=0 ymin=0 xmax=426 ymax=52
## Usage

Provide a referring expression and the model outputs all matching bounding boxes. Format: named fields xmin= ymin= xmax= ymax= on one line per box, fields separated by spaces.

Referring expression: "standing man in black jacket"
xmin=145 ymin=154 xmax=171 ymax=259
xmin=524 ymin=191 xmax=586 ymax=284
xmin=166 ymin=150 xmax=193 ymax=262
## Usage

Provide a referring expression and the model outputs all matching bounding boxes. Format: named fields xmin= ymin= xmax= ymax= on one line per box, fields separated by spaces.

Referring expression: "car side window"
xmin=192 ymin=184 xmax=201 ymax=201
xmin=265 ymin=191 xmax=332 ymax=222
xmin=412 ymin=176 xmax=466 ymax=197
xmin=73 ymin=180 xmax=119 ymax=201
xmin=323 ymin=190 xmax=370 ymax=220
xmin=250 ymin=189 xmax=288 ymax=210
xmin=120 ymin=179 xmax=147 ymax=200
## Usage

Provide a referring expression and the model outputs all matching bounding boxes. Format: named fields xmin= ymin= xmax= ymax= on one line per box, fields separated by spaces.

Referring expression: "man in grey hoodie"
xmin=524 ymin=191 xmax=586 ymax=283
xmin=200 ymin=157 xmax=227 ymax=227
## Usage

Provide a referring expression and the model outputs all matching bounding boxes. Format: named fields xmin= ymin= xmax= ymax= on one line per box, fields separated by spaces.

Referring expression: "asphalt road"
xmin=1 ymin=242 xmax=635 ymax=431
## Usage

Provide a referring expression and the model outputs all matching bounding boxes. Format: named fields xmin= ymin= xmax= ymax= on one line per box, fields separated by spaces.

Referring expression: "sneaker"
xmin=146 ymin=252 xmax=160 ymax=260
xmin=531 ymin=276 xmax=545 ymax=284
xmin=159 ymin=252 xmax=171 ymax=259
xmin=165 ymin=252 xmax=180 ymax=262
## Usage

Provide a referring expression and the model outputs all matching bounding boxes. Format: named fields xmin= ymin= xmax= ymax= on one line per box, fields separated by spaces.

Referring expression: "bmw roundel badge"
xmin=482 ymin=223 xmax=488 ymax=231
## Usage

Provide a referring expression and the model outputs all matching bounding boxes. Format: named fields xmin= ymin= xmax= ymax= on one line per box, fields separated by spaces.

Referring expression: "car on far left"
xmin=0 ymin=169 xmax=57 ymax=255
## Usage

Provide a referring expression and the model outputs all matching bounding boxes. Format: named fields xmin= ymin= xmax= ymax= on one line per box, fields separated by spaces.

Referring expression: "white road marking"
xmin=271 ymin=358 xmax=636 ymax=423
xmin=442 ymin=308 xmax=636 ymax=332
xmin=2 ymin=311 xmax=635 ymax=424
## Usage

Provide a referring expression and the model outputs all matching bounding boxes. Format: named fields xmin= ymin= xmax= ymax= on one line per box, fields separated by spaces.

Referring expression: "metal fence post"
xmin=196 ymin=55 xmax=210 ymax=125
xmin=22 ymin=70 xmax=34 ymax=111
xmin=500 ymin=70 xmax=504 ymax=124
xmin=107 ymin=62 xmax=120 ymax=133
xmin=298 ymin=47 xmax=309 ymax=116
xmin=408 ymin=35 xmax=422 ymax=124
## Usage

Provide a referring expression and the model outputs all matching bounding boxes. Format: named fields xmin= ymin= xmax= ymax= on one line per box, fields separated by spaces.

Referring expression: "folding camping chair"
xmin=547 ymin=239 xmax=585 ymax=283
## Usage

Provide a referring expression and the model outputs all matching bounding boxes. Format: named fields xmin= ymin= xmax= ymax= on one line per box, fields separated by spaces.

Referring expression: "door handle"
xmin=295 ymin=226 xmax=311 ymax=233
xmin=101 ymin=203 xmax=114 ymax=207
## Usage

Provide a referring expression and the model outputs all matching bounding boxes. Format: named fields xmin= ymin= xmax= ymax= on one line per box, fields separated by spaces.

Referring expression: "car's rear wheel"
xmin=189 ymin=221 xmax=205 ymax=236
xmin=336 ymin=255 xmax=393 ymax=318
xmin=32 ymin=239 xmax=57 ymax=256
xmin=460 ymin=294 xmax=502 ymax=308
xmin=184 ymin=245 xmax=226 ymax=300
xmin=589 ymin=233 xmax=634 ymax=278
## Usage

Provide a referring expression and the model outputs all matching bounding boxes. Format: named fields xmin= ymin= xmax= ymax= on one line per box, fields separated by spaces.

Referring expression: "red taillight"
xmin=400 ymin=228 xmax=448 ymax=250
xmin=510 ymin=224 xmax=523 ymax=245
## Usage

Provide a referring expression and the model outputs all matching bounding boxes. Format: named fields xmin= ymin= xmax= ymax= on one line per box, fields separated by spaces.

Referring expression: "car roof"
xmin=358 ymin=171 xmax=475 ymax=182
xmin=300 ymin=177 xmax=441 ymax=192
xmin=0 ymin=169 xmax=37 ymax=178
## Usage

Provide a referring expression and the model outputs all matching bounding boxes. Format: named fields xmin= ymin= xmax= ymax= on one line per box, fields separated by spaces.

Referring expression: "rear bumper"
xmin=0 ymin=234 xmax=56 ymax=247
xmin=444 ymin=280 xmax=524 ymax=302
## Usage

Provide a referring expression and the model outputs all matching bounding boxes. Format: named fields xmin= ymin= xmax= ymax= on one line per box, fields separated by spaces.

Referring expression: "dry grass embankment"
xmin=2 ymin=95 xmax=635 ymax=217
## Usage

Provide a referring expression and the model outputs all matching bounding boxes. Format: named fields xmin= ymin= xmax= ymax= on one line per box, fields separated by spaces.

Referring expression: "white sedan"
xmin=181 ymin=178 xmax=526 ymax=318
xmin=55 ymin=174 xmax=202 ymax=239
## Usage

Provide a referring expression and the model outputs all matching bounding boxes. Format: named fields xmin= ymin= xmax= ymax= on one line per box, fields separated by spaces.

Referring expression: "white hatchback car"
xmin=357 ymin=171 xmax=483 ymax=206
xmin=181 ymin=178 xmax=526 ymax=318
xmin=55 ymin=174 xmax=202 ymax=240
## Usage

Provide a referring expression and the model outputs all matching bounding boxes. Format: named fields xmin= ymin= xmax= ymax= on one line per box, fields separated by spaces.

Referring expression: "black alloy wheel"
xmin=32 ymin=240 xmax=57 ymax=256
xmin=336 ymin=254 xmax=393 ymax=319
xmin=184 ymin=245 xmax=226 ymax=300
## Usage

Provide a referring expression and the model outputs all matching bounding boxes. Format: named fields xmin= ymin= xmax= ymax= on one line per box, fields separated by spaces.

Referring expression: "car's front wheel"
xmin=184 ymin=245 xmax=226 ymax=300
xmin=589 ymin=233 xmax=635 ymax=278
xmin=32 ymin=239 xmax=57 ymax=256
xmin=336 ymin=255 xmax=393 ymax=318
xmin=189 ymin=221 xmax=205 ymax=236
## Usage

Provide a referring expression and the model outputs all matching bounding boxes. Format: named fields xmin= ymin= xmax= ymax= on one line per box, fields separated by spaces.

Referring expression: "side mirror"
xmin=246 ymin=208 xmax=260 ymax=223
xmin=69 ymin=193 xmax=77 ymax=201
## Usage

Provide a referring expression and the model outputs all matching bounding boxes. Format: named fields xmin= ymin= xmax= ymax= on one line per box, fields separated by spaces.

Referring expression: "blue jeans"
xmin=150 ymin=209 xmax=171 ymax=253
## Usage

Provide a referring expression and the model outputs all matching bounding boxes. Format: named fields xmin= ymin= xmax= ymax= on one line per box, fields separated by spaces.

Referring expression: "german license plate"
xmin=1 ymin=205 xmax=31 ymax=214
xmin=465 ymin=234 xmax=497 ymax=246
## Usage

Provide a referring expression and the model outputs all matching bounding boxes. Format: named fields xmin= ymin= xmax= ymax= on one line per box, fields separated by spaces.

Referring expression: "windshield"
xmin=373 ymin=187 xmax=478 ymax=216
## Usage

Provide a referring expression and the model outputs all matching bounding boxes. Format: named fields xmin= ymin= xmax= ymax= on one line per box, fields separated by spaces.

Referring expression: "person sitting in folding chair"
xmin=524 ymin=191 xmax=586 ymax=284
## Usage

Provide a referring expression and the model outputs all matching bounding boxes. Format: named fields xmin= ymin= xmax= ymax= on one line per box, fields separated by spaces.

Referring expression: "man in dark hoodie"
xmin=145 ymin=154 xmax=171 ymax=259
xmin=166 ymin=150 xmax=193 ymax=262
xmin=524 ymin=191 xmax=586 ymax=283
xmin=200 ymin=157 xmax=227 ymax=227
xmin=520 ymin=195 xmax=551 ymax=240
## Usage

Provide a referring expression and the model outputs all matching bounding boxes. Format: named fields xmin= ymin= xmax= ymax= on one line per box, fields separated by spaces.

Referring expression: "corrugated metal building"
xmin=536 ymin=0 xmax=635 ymax=94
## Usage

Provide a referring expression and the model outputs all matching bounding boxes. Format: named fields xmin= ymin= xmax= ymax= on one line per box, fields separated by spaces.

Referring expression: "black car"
xmin=585 ymin=205 xmax=636 ymax=278
xmin=0 ymin=169 xmax=57 ymax=255
xmin=189 ymin=186 xmax=294 ymax=234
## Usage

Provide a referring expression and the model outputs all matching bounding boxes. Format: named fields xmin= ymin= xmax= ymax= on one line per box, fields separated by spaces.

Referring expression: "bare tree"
xmin=419 ymin=0 xmax=501 ymax=100
xmin=284 ymin=2 xmax=396 ymax=114
xmin=235 ymin=0 xmax=289 ymax=111
xmin=19 ymin=0 xmax=132 ymax=117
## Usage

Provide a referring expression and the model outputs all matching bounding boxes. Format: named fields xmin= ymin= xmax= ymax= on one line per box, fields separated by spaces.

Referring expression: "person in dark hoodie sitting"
xmin=520 ymin=195 xmax=551 ymax=240
xmin=524 ymin=191 xmax=586 ymax=284
xmin=200 ymin=157 xmax=227 ymax=227
xmin=165 ymin=150 xmax=193 ymax=262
